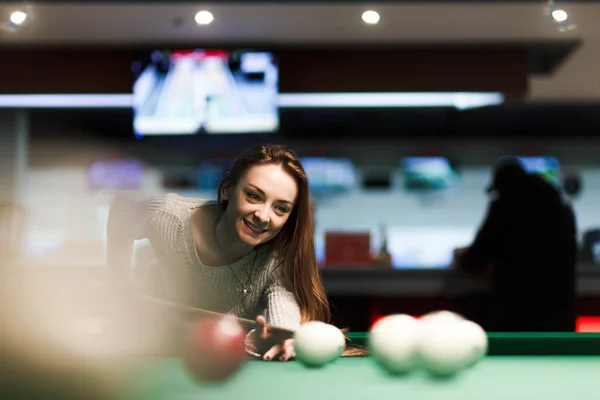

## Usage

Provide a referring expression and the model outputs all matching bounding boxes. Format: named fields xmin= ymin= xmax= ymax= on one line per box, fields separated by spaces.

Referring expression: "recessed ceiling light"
xmin=551 ymin=9 xmax=568 ymax=22
xmin=362 ymin=10 xmax=380 ymax=25
xmin=195 ymin=10 xmax=214 ymax=25
xmin=10 ymin=10 xmax=27 ymax=26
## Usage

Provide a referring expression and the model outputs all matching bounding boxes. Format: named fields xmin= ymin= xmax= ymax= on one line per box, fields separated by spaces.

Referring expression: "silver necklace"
xmin=213 ymin=216 xmax=255 ymax=296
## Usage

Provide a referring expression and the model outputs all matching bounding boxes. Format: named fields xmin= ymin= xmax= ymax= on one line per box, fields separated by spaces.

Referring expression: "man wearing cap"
xmin=452 ymin=157 xmax=578 ymax=332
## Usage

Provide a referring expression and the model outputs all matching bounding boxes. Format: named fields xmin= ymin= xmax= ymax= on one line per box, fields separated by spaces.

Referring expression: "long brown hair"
xmin=217 ymin=144 xmax=330 ymax=323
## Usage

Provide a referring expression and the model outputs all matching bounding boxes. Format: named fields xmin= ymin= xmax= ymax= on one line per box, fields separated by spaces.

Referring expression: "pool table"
xmin=121 ymin=333 xmax=600 ymax=400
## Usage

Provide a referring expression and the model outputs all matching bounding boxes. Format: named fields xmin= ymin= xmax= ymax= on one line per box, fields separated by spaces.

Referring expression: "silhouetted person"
xmin=453 ymin=158 xmax=577 ymax=332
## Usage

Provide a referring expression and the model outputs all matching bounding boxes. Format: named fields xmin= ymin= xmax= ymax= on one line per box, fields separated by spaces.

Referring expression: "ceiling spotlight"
xmin=9 ymin=10 xmax=27 ymax=26
xmin=195 ymin=10 xmax=214 ymax=25
xmin=551 ymin=9 xmax=568 ymax=22
xmin=362 ymin=10 xmax=380 ymax=25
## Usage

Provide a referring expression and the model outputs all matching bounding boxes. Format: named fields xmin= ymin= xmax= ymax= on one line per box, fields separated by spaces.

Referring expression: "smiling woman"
xmin=214 ymin=163 xmax=299 ymax=264
xmin=106 ymin=144 xmax=330 ymax=362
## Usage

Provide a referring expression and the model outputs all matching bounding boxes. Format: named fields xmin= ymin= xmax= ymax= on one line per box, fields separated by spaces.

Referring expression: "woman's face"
xmin=222 ymin=164 xmax=298 ymax=248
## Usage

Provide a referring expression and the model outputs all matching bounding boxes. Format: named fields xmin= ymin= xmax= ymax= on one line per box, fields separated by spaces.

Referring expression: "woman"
xmin=106 ymin=144 xmax=330 ymax=361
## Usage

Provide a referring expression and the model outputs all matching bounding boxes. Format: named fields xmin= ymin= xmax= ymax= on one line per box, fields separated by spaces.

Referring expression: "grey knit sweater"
xmin=107 ymin=190 xmax=302 ymax=330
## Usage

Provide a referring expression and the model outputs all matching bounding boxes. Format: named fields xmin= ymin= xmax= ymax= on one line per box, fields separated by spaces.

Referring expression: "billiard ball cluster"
xmin=370 ymin=311 xmax=488 ymax=377
xmin=181 ymin=310 xmax=487 ymax=383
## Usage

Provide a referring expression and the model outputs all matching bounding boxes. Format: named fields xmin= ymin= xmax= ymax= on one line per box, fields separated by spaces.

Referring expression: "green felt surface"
xmin=121 ymin=333 xmax=600 ymax=400
xmin=126 ymin=356 xmax=600 ymax=400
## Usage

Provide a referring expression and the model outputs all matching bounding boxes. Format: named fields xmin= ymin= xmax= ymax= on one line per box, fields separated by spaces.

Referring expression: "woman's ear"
xmin=221 ymin=186 xmax=229 ymax=201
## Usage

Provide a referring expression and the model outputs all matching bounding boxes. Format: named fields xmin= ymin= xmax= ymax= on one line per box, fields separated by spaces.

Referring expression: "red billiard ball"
xmin=182 ymin=315 xmax=247 ymax=382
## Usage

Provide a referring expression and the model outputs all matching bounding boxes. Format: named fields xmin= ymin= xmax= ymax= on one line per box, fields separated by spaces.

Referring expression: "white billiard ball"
xmin=369 ymin=314 xmax=421 ymax=374
xmin=420 ymin=310 xmax=464 ymax=325
xmin=458 ymin=320 xmax=488 ymax=367
xmin=418 ymin=316 xmax=472 ymax=377
xmin=294 ymin=321 xmax=345 ymax=367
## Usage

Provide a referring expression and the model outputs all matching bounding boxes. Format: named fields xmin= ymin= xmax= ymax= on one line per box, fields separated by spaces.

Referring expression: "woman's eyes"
xmin=246 ymin=191 xmax=261 ymax=201
xmin=246 ymin=191 xmax=289 ymax=214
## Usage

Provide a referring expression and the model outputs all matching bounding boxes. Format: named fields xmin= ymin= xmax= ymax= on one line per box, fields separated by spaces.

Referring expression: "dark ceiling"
xmin=529 ymin=40 xmax=581 ymax=75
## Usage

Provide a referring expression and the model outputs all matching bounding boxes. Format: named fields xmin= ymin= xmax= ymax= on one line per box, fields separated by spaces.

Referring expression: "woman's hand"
xmin=245 ymin=316 xmax=295 ymax=362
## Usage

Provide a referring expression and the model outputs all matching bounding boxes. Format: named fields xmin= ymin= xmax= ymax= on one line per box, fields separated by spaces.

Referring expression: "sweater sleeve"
xmin=106 ymin=190 xmax=165 ymax=286
xmin=263 ymin=262 xmax=302 ymax=331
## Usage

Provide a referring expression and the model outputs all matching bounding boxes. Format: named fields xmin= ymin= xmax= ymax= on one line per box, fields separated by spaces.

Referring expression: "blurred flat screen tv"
xmin=510 ymin=156 xmax=560 ymax=184
xmin=300 ymin=157 xmax=357 ymax=196
xmin=87 ymin=160 xmax=144 ymax=190
xmin=402 ymin=157 xmax=459 ymax=192
xmin=132 ymin=49 xmax=279 ymax=136
xmin=196 ymin=159 xmax=232 ymax=191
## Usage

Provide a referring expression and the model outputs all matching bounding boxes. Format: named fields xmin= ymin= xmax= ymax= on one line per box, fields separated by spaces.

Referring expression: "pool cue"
xmin=136 ymin=295 xmax=371 ymax=357
xmin=137 ymin=294 xmax=296 ymax=339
